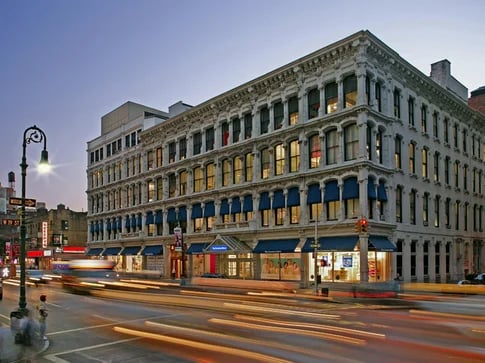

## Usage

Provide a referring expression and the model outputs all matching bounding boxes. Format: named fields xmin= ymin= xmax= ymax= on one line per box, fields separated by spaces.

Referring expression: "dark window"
xmin=206 ymin=127 xmax=214 ymax=151
xmin=244 ymin=113 xmax=252 ymax=139
xmin=308 ymin=88 xmax=320 ymax=119
xmin=179 ymin=138 xmax=186 ymax=160
xmin=232 ymin=118 xmax=240 ymax=142
xmin=168 ymin=142 xmax=176 ymax=163
xmin=343 ymin=75 xmax=357 ymax=108
xmin=274 ymin=101 xmax=284 ymax=129
xmin=221 ymin=121 xmax=229 ymax=146
xmin=325 ymin=82 xmax=338 ymax=114
xmin=260 ymin=107 xmax=269 ymax=134
xmin=193 ymin=132 xmax=202 ymax=155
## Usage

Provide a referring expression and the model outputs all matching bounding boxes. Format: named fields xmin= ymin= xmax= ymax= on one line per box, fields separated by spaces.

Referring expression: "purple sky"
xmin=1 ymin=0 xmax=484 ymax=212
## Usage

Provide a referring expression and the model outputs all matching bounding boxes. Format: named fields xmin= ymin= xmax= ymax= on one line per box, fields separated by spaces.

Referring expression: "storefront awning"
xmin=253 ymin=239 xmax=299 ymax=253
xmin=369 ymin=236 xmax=396 ymax=252
xmin=302 ymin=236 xmax=358 ymax=252
xmin=86 ymin=247 xmax=103 ymax=256
xmin=102 ymin=247 xmax=122 ymax=256
xmin=186 ymin=243 xmax=207 ymax=254
xmin=205 ymin=235 xmax=251 ymax=253
xmin=120 ymin=246 xmax=142 ymax=256
xmin=141 ymin=245 xmax=163 ymax=256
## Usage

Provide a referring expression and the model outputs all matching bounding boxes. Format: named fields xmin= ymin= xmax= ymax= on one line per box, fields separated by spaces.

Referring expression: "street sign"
xmin=1 ymin=219 xmax=20 ymax=226
xmin=9 ymin=197 xmax=36 ymax=207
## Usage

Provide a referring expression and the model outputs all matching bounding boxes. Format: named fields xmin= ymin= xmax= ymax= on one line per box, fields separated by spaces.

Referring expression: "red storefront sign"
xmin=62 ymin=246 xmax=86 ymax=254
xmin=27 ymin=250 xmax=44 ymax=258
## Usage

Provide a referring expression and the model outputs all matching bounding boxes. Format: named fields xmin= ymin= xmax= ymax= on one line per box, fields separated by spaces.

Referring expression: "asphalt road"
xmin=0 ymin=281 xmax=484 ymax=363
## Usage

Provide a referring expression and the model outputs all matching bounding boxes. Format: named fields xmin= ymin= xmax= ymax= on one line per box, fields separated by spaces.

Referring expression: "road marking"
xmin=47 ymin=314 xmax=168 ymax=336
xmin=43 ymin=337 xmax=140 ymax=362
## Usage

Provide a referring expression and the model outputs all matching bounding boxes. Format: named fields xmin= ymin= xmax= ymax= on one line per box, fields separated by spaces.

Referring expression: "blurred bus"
xmin=61 ymin=259 xmax=118 ymax=294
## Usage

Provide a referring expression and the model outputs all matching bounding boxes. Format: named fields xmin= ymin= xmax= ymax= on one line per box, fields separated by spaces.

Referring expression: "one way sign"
xmin=9 ymin=197 xmax=37 ymax=208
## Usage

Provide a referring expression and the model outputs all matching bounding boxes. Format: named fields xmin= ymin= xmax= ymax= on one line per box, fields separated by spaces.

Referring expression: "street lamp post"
xmin=18 ymin=125 xmax=48 ymax=314
xmin=310 ymin=219 xmax=319 ymax=296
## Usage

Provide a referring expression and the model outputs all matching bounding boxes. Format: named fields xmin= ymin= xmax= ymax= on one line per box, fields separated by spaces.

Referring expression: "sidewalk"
xmin=0 ymin=324 xmax=49 ymax=362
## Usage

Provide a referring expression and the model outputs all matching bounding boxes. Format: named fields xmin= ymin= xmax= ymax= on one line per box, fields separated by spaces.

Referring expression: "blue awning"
xmin=369 ymin=236 xmax=396 ymax=252
xmin=302 ymin=236 xmax=359 ymax=252
xmin=272 ymin=190 xmax=285 ymax=209
xmin=253 ymin=239 xmax=299 ymax=253
xmin=307 ymin=183 xmax=321 ymax=204
xmin=167 ymin=208 xmax=176 ymax=222
xmin=204 ymin=201 xmax=215 ymax=217
xmin=368 ymin=178 xmax=377 ymax=200
xmin=342 ymin=177 xmax=359 ymax=200
xmin=259 ymin=192 xmax=270 ymax=210
xmin=186 ymin=243 xmax=207 ymax=254
xmin=243 ymin=195 xmax=253 ymax=212
xmin=120 ymin=246 xmax=141 ymax=256
xmin=155 ymin=210 xmax=163 ymax=224
xmin=287 ymin=187 xmax=300 ymax=207
xmin=178 ymin=206 xmax=187 ymax=221
xmin=86 ymin=247 xmax=103 ymax=256
xmin=102 ymin=247 xmax=122 ymax=256
xmin=324 ymin=180 xmax=339 ymax=202
xmin=220 ymin=199 xmax=229 ymax=215
xmin=146 ymin=212 xmax=154 ymax=225
xmin=191 ymin=203 xmax=202 ymax=219
xmin=378 ymin=181 xmax=388 ymax=201
xmin=141 ymin=245 xmax=163 ymax=256
xmin=231 ymin=197 xmax=241 ymax=214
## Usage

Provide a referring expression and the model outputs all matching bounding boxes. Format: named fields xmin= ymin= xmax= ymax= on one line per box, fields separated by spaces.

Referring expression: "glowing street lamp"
xmin=18 ymin=125 xmax=49 ymax=314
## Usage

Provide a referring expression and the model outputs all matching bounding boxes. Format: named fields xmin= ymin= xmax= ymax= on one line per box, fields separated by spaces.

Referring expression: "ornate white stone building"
xmin=86 ymin=30 xmax=485 ymax=285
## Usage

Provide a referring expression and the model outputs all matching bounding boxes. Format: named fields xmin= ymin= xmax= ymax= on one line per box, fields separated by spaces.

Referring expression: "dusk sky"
xmin=1 ymin=0 xmax=484 ymax=212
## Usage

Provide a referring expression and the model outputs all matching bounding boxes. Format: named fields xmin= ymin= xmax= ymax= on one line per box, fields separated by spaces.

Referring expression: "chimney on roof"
xmin=469 ymin=86 xmax=485 ymax=114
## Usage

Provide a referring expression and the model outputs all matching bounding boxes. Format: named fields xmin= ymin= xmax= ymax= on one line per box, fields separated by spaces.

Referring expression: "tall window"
xmin=193 ymin=132 xmax=202 ymax=155
xmin=423 ymin=192 xmax=429 ymax=225
xmin=344 ymin=75 xmax=357 ymax=108
xmin=147 ymin=150 xmax=154 ymax=171
xmin=462 ymin=129 xmax=468 ymax=154
xmin=274 ymin=144 xmax=285 ymax=176
xmin=179 ymin=138 xmax=187 ymax=160
xmin=464 ymin=202 xmax=469 ymax=231
xmin=168 ymin=142 xmax=176 ymax=163
xmin=409 ymin=142 xmax=416 ymax=174
xmin=260 ymin=107 xmax=270 ymax=134
xmin=244 ymin=113 xmax=252 ymax=139
xmin=365 ymin=76 xmax=371 ymax=105
xmin=395 ymin=136 xmax=402 ymax=169
xmin=375 ymin=81 xmax=382 ymax=112
xmin=393 ymin=88 xmax=401 ymax=119
xmin=193 ymin=166 xmax=203 ymax=192
xmin=245 ymin=152 xmax=253 ymax=182
xmin=454 ymin=161 xmax=460 ymax=188
xmin=326 ymin=129 xmax=338 ymax=165
xmin=289 ymin=140 xmax=300 ymax=172
xmin=261 ymin=148 xmax=270 ymax=179
xmin=148 ymin=180 xmax=155 ymax=202
xmin=366 ymin=126 xmax=372 ymax=161
xmin=309 ymin=134 xmax=321 ymax=169
xmin=325 ymin=82 xmax=338 ymax=114
xmin=432 ymin=112 xmax=439 ymax=138
xmin=422 ymin=147 xmax=428 ymax=179
xmin=156 ymin=147 xmax=162 ymax=167
xmin=408 ymin=96 xmax=415 ymax=126
xmin=206 ymin=163 xmax=215 ymax=190
xmin=453 ymin=123 xmax=459 ymax=149
xmin=288 ymin=96 xmax=299 ymax=125
xmin=434 ymin=195 xmax=440 ymax=227
xmin=433 ymin=152 xmax=440 ymax=182
xmin=232 ymin=118 xmax=240 ymax=142
xmin=274 ymin=102 xmax=284 ymax=129
xmin=443 ymin=118 xmax=449 ymax=144
xmin=308 ymin=88 xmax=320 ymax=119
xmin=455 ymin=200 xmax=460 ymax=230
xmin=445 ymin=198 xmax=451 ymax=227
xmin=444 ymin=156 xmax=450 ymax=185
xmin=168 ymin=174 xmax=176 ymax=198
xmin=221 ymin=121 xmax=229 ymax=146
xmin=222 ymin=159 xmax=231 ymax=186
xmin=395 ymin=186 xmax=403 ymax=223
xmin=376 ymin=130 xmax=383 ymax=163
xmin=463 ymin=164 xmax=468 ymax=191
xmin=156 ymin=177 xmax=163 ymax=200
xmin=410 ymin=189 xmax=416 ymax=225
xmin=205 ymin=127 xmax=214 ymax=151
xmin=421 ymin=104 xmax=427 ymax=134
xmin=344 ymin=124 xmax=358 ymax=161
xmin=233 ymin=156 xmax=243 ymax=184
xmin=179 ymin=170 xmax=187 ymax=196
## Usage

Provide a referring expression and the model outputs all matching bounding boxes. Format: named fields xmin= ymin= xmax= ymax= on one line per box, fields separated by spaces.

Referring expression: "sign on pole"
xmin=9 ymin=197 xmax=36 ymax=207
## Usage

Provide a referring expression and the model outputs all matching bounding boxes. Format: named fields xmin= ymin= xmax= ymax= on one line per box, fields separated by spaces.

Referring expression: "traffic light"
xmin=360 ymin=218 xmax=368 ymax=233
xmin=354 ymin=219 xmax=361 ymax=234
xmin=61 ymin=220 xmax=69 ymax=230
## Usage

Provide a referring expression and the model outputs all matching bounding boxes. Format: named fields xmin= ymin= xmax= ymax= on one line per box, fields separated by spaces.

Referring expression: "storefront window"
xmin=261 ymin=253 xmax=301 ymax=281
